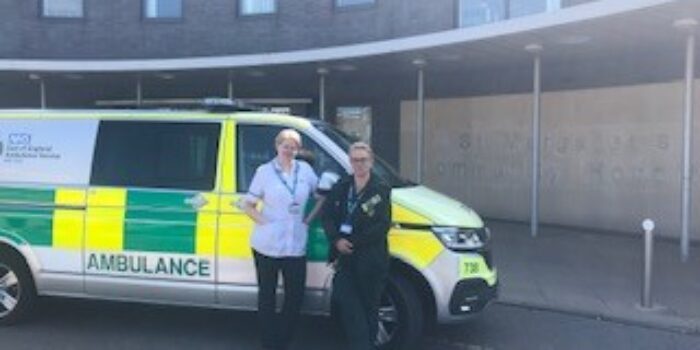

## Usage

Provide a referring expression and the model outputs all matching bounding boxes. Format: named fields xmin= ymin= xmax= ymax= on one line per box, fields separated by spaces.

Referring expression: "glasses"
xmin=279 ymin=143 xmax=299 ymax=152
xmin=350 ymin=157 xmax=371 ymax=164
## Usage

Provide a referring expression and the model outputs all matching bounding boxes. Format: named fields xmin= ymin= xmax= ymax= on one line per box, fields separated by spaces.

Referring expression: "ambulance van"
xmin=0 ymin=108 xmax=497 ymax=349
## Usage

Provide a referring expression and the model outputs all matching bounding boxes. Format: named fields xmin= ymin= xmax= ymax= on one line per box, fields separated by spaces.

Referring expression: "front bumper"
xmin=449 ymin=279 xmax=498 ymax=315
xmin=426 ymin=248 xmax=498 ymax=324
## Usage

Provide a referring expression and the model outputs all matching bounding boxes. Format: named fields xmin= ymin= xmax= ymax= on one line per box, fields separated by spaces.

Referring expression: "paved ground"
xmin=491 ymin=220 xmax=700 ymax=334
xmin=430 ymin=304 xmax=700 ymax=350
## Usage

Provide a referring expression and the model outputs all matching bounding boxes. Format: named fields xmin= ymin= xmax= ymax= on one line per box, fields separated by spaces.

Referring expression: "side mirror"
xmin=318 ymin=171 xmax=340 ymax=193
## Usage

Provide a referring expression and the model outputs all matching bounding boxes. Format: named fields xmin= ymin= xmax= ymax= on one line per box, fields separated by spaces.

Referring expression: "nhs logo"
xmin=9 ymin=133 xmax=31 ymax=146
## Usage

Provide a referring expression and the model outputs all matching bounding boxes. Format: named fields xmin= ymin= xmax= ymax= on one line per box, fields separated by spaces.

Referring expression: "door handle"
xmin=184 ymin=193 xmax=209 ymax=210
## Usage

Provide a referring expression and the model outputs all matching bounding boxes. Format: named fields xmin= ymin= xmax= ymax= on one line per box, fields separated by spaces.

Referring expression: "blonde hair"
xmin=349 ymin=142 xmax=373 ymax=158
xmin=275 ymin=129 xmax=302 ymax=148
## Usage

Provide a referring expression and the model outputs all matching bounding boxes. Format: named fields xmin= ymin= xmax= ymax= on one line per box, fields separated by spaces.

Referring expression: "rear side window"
xmin=90 ymin=121 xmax=220 ymax=191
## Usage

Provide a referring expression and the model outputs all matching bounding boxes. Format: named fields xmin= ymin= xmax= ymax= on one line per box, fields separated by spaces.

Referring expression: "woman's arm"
xmin=241 ymin=166 xmax=267 ymax=224
xmin=241 ymin=199 xmax=267 ymax=224
xmin=321 ymin=184 xmax=343 ymax=247
xmin=304 ymin=194 xmax=325 ymax=225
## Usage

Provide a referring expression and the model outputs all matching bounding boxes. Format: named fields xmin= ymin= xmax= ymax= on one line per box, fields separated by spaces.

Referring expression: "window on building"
xmin=42 ymin=0 xmax=84 ymax=18
xmin=236 ymin=124 xmax=344 ymax=192
xmin=562 ymin=0 xmax=596 ymax=7
xmin=458 ymin=0 xmax=505 ymax=27
xmin=239 ymin=0 xmax=276 ymax=16
xmin=91 ymin=121 xmax=220 ymax=191
xmin=144 ymin=0 xmax=183 ymax=19
xmin=336 ymin=0 xmax=375 ymax=7
xmin=509 ymin=0 xmax=560 ymax=18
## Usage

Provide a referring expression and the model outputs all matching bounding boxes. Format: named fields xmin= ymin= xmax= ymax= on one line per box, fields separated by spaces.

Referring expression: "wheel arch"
xmin=389 ymin=256 xmax=437 ymax=329
xmin=0 ymin=236 xmax=41 ymax=287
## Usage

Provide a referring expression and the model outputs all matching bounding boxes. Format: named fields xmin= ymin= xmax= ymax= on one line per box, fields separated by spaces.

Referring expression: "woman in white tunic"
xmin=241 ymin=129 xmax=319 ymax=350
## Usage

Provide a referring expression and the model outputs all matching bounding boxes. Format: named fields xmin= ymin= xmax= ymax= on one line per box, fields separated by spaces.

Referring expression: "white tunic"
xmin=245 ymin=159 xmax=319 ymax=257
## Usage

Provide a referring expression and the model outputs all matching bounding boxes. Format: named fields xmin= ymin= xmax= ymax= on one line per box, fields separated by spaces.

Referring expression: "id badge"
xmin=288 ymin=203 xmax=301 ymax=215
xmin=340 ymin=223 xmax=353 ymax=235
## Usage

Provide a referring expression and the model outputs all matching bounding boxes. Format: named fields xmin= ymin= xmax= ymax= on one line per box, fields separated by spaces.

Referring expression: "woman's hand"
xmin=240 ymin=199 xmax=266 ymax=225
xmin=335 ymin=238 xmax=354 ymax=255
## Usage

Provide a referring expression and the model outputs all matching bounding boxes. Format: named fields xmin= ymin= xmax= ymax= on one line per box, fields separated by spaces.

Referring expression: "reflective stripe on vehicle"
xmin=389 ymin=228 xmax=443 ymax=269
xmin=86 ymin=188 xmax=126 ymax=251
xmin=53 ymin=188 xmax=86 ymax=250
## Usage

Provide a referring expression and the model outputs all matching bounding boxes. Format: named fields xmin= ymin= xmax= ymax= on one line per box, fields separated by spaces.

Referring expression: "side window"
xmin=298 ymin=135 xmax=346 ymax=178
xmin=236 ymin=124 xmax=345 ymax=193
xmin=90 ymin=121 xmax=220 ymax=191
xmin=236 ymin=125 xmax=283 ymax=193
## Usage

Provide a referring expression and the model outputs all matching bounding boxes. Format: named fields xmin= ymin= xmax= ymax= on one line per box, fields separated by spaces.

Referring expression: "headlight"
xmin=432 ymin=226 xmax=490 ymax=251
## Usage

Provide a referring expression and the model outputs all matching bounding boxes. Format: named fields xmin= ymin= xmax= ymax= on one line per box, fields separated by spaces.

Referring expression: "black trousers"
xmin=333 ymin=259 xmax=388 ymax=350
xmin=253 ymin=250 xmax=307 ymax=350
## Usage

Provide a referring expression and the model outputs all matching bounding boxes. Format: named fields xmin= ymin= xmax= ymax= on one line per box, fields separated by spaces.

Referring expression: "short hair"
xmin=348 ymin=142 xmax=373 ymax=158
xmin=275 ymin=129 xmax=302 ymax=148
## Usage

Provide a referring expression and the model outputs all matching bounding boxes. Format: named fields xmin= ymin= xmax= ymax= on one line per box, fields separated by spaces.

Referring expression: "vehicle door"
xmin=217 ymin=122 xmax=344 ymax=313
xmin=84 ymin=119 xmax=221 ymax=305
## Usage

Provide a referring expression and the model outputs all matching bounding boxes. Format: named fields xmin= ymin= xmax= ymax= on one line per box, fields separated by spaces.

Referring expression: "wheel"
xmin=0 ymin=250 xmax=36 ymax=325
xmin=376 ymin=274 xmax=424 ymax=350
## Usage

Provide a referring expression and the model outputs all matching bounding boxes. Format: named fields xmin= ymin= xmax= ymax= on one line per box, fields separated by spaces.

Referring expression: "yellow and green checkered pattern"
xmin=0 ymin=186 xmax=219 ymax=256
xmin=0 ymin=186 xmax=446 ymax=267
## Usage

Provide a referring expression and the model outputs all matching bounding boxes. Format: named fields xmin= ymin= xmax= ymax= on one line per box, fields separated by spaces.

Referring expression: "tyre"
xmin=0 ymin=249 xmax=36 ymax=326
xmin=376 ymin=274 xmax=424 ymax=350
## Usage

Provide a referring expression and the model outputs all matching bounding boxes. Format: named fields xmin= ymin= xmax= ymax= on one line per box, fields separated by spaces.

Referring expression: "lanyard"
xmin=345 ymin=182 xmax=365 ymax=222
xmin=273 ymin=160 xmax=299 ymax=198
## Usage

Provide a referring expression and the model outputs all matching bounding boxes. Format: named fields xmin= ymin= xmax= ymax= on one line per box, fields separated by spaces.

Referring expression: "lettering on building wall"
xmin=433 ymin=128 xmax=676 ymax=189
